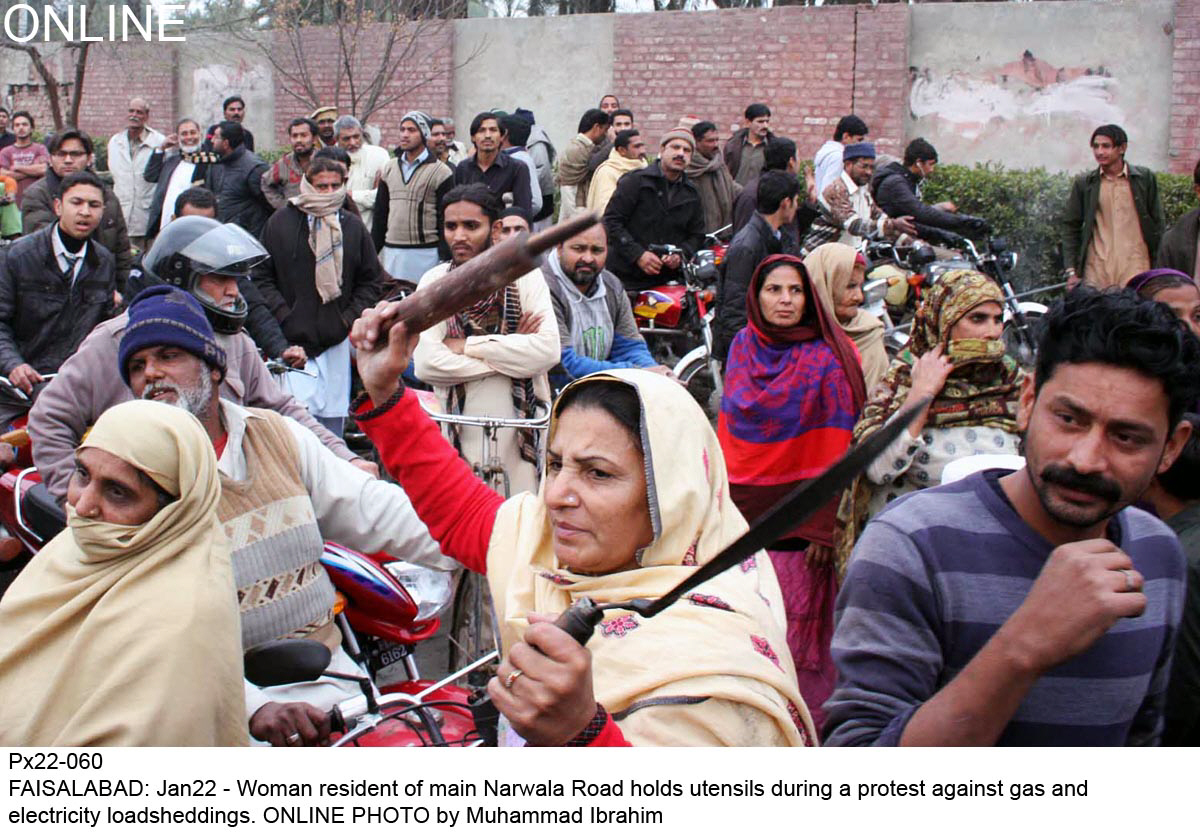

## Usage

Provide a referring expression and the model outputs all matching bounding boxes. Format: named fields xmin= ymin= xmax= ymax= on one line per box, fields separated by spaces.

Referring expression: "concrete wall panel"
xmin=907 ymin=0 xmax=1176 ymax=172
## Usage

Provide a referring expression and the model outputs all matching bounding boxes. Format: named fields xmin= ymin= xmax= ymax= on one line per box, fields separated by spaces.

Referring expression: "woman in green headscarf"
xmin=834 ymin=270 xmax=1025 ymax=572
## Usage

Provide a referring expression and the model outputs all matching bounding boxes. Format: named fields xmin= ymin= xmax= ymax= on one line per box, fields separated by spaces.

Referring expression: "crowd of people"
xmin=0 ymin=87 xmax=1197 ymax=750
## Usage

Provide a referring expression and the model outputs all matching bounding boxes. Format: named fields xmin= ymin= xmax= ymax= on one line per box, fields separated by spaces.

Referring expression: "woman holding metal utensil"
xmin=351 ymin=304 xmax=816 ymax=747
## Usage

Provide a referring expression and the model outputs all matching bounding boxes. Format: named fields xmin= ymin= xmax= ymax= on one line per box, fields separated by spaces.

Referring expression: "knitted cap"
xmin=401 ymin=110 xmax=432 ymax=140
xmin=660 ymin=127 xmax=695 ymax=150
xmin=843 ymin=141 xmax=876 ymax=161
xmin=119 ymin=286 xmax=227 ymax=386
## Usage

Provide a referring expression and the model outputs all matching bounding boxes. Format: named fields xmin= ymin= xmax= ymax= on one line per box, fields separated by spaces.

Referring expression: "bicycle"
xmin=413 ymin=389 xmax=551 ymax=680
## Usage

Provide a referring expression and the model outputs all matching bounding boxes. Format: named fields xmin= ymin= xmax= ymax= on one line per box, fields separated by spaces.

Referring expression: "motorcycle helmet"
xmin=142 ymin=216 xmax=268 ymax=334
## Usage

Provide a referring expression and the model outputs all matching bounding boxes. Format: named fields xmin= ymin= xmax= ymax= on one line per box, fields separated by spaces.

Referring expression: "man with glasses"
xmin=21 ymin=129 xmax=133 ymax=291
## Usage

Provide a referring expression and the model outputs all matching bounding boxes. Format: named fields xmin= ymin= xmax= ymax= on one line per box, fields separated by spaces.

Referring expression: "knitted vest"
xmin=382 ymin=156 xmax=452 ymax=248
xmin=218 ymin=409 xmax=336 ymax=651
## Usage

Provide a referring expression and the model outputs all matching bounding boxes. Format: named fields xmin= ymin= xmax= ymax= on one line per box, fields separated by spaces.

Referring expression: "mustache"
xmin=1039 ymin=463 xmax=1122 ymax=503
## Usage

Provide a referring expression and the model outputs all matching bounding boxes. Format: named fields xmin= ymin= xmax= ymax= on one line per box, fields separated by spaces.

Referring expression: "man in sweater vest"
xmin=371 ymin=111 xmax=453 ymax=284
xmin=118 ymin=286 xmax=455 ymax=746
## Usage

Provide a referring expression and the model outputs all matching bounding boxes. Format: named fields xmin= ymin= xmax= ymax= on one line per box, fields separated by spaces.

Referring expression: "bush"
xmin=919 ymin=163 xmax=1197 ymax=293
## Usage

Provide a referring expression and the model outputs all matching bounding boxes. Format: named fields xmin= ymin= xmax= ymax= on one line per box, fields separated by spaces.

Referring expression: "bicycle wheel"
xmin=446 ymin=570 xmax=500 ymax=682
xmin=677 ymin=354 xmax=722 ymax=422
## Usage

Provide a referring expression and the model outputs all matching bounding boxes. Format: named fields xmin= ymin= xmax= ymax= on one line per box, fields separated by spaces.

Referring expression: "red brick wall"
xmin=1171 ymin=0 xmax=1200 ymax=174
xmin=268 ymin=21 xmax=455 ymax=150
xmin=851 ymin=3 xmax=910 ymax=159
xmin=611 ymin=6 xmax=861 ymax=161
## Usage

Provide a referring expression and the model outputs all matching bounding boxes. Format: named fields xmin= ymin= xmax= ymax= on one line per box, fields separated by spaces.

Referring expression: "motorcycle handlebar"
xmin=0 ymin=373 xmax=57 ymax=401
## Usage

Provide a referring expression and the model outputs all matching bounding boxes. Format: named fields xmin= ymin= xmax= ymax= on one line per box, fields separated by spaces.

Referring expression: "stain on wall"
xmin=907 ymin=0 xmax=1175 ymax=172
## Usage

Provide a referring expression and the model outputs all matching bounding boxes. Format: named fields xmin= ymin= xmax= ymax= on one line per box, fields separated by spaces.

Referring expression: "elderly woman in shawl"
xmin=835 ymin=269 xmax=1023 ymax=569
xmin=716 ymin=253 xmax=866 ymax=729
xmin=352 ymin=305 xmax=816 ymax=747
xmin=805 ymin=242 xmax=889 ymax=391
xmin=0 ymin=400 xmax=245 ymax=746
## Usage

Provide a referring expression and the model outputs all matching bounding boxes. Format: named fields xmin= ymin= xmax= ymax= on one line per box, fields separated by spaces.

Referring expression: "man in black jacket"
xmin=714 ymin=171 xmax=799 ymax=361
xmin=730 ymin=136 xmax=819 ymax=249
xmin=21 ymin=128 xmax=133 ymax=291
xmin=1158 ymin=158 xmax=1200 ymax=278
xmin=253 ymin=157 xmax=384 ymax=435
xmin=0 ymin=171 xmax=115 ymax=425
xmin=872 ymin=138 xmax=987 ymax=239
xmin=206 ymin=121 xmax=272 ymax=237
xmin=452 ymin=112 xmax=532 ymax=217
xmin=603 ymin=127 xmax=705 ymax=292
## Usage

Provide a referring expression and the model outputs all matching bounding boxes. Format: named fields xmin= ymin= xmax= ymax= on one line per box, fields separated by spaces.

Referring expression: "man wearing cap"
xmin=372 ymin=111 xmax=454 ymax=283
xmin=116 ymin=285 xmax=453 ymax=747
xmin=310 ymin=106 xmax=339 ymax=148
xmin=602 ymin=127 xmax=705 ymax=292
xmin=804 ymin=141 xmax=917 ymax=251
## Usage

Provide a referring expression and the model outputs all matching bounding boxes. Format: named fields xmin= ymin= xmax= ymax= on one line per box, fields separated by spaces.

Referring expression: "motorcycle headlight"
xmin=1000 ymin=251 xmax=1018 ymax=272
xmin=382 ymin=560 xmax=455 ymax=621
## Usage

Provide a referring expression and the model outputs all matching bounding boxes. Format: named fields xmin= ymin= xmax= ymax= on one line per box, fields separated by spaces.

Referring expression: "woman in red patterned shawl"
xmin=717 ymin=253 xmax=866 ymax=730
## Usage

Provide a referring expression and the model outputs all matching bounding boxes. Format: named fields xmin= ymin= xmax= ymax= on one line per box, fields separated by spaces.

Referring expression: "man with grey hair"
xmin=372 ymin=111 xmax=453 ymax=282
xmin=108 ymin=96 xmax=166 ymax=249
xmin=335 ymin=114 xmax=390 ymax=231
xmin=442 ymin=117 xmax=467 ymax=166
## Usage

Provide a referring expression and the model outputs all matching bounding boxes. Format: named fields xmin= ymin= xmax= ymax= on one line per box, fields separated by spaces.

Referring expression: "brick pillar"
xmin=1171 ymin=0 xmax=1200 ymax=174
xmin=851 ymin=3 xmax=911 ymax=158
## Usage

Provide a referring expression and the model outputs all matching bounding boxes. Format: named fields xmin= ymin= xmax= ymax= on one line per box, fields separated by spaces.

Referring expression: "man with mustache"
xmin=412 ymin=184 xmax=557 ymax=496
xmin=143 ymin=118 xmax=220 ymax=243
xmin=827 ymin=290 xmax=1199 ymax=746
xmin=107 ymin=97 xmax=166 ymax=250
xmin=602 ymin=128 xmax=704 ymax=293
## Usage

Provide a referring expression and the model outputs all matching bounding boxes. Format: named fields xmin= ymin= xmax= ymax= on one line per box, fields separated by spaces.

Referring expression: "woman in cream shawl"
xmin=0 ymin=399 xmax=245 ymax=746
xmin=804 ymin=242 xmax=889 ymax=391
xmin=354 ymin=326 xmax=816 ymax=746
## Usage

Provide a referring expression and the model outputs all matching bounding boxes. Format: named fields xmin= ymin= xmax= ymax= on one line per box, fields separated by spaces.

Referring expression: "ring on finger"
xmin=286 ymin=732 xmax=302 ymax=745
xmin=1118 ymin=568 xmax=1136 ymax=592
xmin=504 ymin=669 xmax=524 ymax=690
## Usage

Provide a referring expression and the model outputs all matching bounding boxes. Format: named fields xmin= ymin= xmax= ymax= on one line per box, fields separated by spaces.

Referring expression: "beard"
xmin=180 ymin=141 xmax=202 ymax=153
xmin=142 ymin=373 xmax=215 ymax=422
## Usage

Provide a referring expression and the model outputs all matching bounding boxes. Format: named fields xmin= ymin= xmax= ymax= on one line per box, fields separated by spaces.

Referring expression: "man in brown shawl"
xmin=683 ymin=120 xmax=741 ymax=234
xmin=556 ymin=109 xmax=610 ymax=222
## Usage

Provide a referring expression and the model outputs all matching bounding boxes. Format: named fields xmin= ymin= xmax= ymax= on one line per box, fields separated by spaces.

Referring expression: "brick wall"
xmin=1171 ymin=0 xmax=1200 ymax=174
xmin=612 ymin=6 xmax=861 ymax=160
xmin=851 ymin=3 xmax=909 ymax=158
xmin=268 ymin=21 xmax=455 ymax=149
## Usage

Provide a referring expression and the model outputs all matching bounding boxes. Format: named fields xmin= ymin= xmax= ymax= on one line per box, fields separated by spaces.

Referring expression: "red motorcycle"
xmin=632 ymin=227 xmax=729 ymax=419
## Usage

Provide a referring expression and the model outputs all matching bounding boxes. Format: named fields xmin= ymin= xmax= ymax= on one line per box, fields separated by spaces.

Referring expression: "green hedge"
xmin=919 ymin=163 xmax=1196 ymax=293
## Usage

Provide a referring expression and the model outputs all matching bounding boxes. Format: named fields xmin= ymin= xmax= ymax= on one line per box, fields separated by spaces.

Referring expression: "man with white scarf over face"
xmin=253 ymin=156 xmax=385 ymax=436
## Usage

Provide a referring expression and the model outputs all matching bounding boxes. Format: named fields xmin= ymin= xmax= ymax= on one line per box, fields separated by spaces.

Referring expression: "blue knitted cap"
xmin=843 ymin=141 xmax=876 ymax=161
xmin=118 ymin=286 xmax=228 ymax=386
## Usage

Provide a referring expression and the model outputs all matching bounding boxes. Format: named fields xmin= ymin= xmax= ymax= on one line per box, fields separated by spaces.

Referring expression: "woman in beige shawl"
xmin=805 ymin=242 xmax=889 ymax=391
xmin=354 ymin=311 xmax=816 ymax=747
xmin=0 ymin=399 xmax=245 ymax=746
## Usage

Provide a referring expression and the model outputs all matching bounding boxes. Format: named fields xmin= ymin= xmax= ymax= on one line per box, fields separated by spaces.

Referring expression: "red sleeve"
xmin=587 ymin=715 xmax=631 ymax=747
xmin=354 ymin=388 xmax=503 ymax=574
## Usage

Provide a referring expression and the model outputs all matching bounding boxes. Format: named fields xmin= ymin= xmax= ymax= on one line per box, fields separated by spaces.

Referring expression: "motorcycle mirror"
xmin=911 ymin=245 xmax=937 ymax=267
xmin=244 ymin=639 xmax=332 ymax=687
xmin=990 ymin=236 xmax=1009 ymax=253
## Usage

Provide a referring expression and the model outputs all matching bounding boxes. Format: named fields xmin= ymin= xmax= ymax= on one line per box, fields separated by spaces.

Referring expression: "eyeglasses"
xmin=53 ymin=150 xmax=88 ymax=159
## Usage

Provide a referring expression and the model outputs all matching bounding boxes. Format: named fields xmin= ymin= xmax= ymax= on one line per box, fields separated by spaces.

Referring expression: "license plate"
xmin=374 ymin=642 xmax=408 ymax=669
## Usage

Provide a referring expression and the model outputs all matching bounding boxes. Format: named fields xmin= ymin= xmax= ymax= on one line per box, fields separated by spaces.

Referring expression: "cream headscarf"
xmin=290 ymin=175 xmax=346 ymax=304
xmin=487 ymin=369 xmax=816 ymax=746
xmin=805 ymin=243 xmax=889 ymax=391
xmin=0 ymin=400 xmax=246 ymax=746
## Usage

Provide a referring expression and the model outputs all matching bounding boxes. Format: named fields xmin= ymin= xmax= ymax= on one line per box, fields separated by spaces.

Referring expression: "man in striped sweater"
xmin=827 ymin=290 xmax=1200 ymax=746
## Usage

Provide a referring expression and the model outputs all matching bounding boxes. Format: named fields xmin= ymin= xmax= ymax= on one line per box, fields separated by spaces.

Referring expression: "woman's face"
xmin=834 ymin=263 xmax=866 ymax=325
xmin=67 ymin=448 xmax=163 ymax=526
xmin=758 ymin=265 xmax=806 ymax=327
xmin=948 ymin=300 xmax=1004 ymax=341
xmin=543 ymin=406 xmax=654 ymax=575
xmin=1152 ymin=283 xmax=1200 ymax=340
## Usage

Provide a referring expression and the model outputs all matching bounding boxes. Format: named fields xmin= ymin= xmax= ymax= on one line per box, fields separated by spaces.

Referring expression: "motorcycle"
xmin=632 ymin=229 xmax=729 ymax=419
xmin=0 ymin=375 xmax=59 ymax=589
